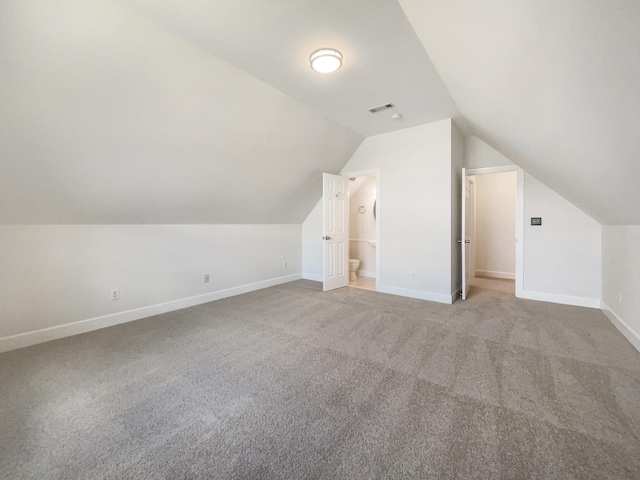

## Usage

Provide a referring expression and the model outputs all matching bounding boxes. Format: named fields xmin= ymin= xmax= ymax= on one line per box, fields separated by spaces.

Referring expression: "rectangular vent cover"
xmin=368 ymin=103 xmax=395 ymax=114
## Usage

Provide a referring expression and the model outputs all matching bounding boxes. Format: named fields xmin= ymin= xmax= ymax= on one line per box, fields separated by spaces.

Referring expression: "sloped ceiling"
xmin=0 ymin=0 xmax=458 ymax=224
xmin=399 ymin=0 xmax=640 ymax=225
xmin=114 ymin=0 xmax=460 ymax=137
xmin=0 ymin=0 xmax=363 ymax=224
xmin=4 ymin=0 xmax=637 ymax=226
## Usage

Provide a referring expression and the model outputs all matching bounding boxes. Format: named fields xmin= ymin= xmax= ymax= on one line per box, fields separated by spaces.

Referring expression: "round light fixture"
xmin=309 ymin=48 xmax=343 ymax=73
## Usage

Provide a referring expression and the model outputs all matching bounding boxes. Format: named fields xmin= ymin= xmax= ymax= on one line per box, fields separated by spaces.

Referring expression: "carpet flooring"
xmin=1 ymin=278 xmax=640 ymax=479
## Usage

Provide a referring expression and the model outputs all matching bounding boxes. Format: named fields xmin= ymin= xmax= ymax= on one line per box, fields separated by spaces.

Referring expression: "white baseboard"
xmin=357 ymin=270 xmax=375 ymax=279
xmin=451 ymin=287 xmax=462 ymax=303
xmin=0 ymin=273 xmax=302 ymax=354
xmin=475 ymin=270 xmax=515 ymax=280
xmin=377 ymin=284 xmax=454 ymax=304
xmin=302 ymin=272 xmax=322 ymax=282
xmin=601 ymin=302 xmax=640 ymax=353
xmin=518 ymin=289 xmax=601 ymax=309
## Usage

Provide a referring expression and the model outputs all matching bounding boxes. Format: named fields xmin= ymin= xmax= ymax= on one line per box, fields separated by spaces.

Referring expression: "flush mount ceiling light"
xmin=309 ymin=48 xmax=343 ymax=73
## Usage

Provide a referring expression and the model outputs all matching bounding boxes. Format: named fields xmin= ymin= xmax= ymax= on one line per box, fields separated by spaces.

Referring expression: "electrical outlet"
xmin=282 ymin=261 xmax=287 ymax=269
xmin=204 ymin=274 xmax=210 ymax=283
xmin=411 ymin=272 xmax=416 ymax=279
xmin=111 ymin=288 xmax=119 ymax=301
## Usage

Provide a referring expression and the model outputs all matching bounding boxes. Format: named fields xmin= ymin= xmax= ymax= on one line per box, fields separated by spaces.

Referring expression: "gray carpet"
xmin=1 ymin=278 xmax=640 ymax=479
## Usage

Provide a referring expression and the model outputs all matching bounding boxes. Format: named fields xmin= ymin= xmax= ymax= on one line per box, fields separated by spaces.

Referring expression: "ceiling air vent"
xmin=368 ymin=103 xmax=395 ymax=114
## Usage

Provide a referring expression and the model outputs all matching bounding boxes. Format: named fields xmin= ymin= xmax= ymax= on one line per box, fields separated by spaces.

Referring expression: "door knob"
xmin=322 ymin=236 xmax=331 ymax=240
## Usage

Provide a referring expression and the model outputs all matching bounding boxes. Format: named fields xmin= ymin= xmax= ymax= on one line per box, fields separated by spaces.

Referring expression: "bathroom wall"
xmin=349 ymin=175 xmax=377 ymax=277
xmin=341 ymin=120 xmax=455 ymax=302
xmin=303 ymin=119 xmax=458 ymax=303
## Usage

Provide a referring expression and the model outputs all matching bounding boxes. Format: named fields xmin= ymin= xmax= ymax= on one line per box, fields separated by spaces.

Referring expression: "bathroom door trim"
xmin=341 ymin=168 xmax=381 ymax=292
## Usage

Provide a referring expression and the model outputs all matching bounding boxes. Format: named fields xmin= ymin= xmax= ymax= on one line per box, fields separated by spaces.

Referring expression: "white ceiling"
xmin=114 ymin=0 xmax=461 ymax=137
xmin=0 ymin=0 xmax=362 ymax=224
xmin=399 ymin=0 xmax=640 ymax=225
xmin=3 ymin=0 xmax=639 ymax=225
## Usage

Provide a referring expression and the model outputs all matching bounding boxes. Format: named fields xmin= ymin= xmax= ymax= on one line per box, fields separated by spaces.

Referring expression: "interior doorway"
xmin=322 ymin=168 xmax=381 ymax=293
xmin=462 ymin=166 xmax=522 ymax=300
xmin=347 ymin=174 xmax=377 ymax=291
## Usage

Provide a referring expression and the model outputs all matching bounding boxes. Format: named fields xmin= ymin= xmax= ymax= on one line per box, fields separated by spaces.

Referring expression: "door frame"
xmin=461 ymin=169 xmax=472 ymax=300
xmin=341 ymin=168 xmax=381 ymax=292
xmin=464 ymin=165 xmax=524 ymax=298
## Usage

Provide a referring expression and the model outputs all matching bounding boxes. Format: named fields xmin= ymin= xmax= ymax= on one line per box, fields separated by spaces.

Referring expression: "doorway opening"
xmin=322 ymin=168 xmax=380 ymax=292
xmin=462 ymin=167 xmax=522 ymax=300
xmin=347 ymin=174 xmax=377 ymax=291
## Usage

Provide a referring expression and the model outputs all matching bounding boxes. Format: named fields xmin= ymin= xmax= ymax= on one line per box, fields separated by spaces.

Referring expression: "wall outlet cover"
xmin=531 ymin=217 xmax=542 ymax=226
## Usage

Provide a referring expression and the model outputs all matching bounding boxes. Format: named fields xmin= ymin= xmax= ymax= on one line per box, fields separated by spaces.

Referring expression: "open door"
xmin=461 ymin=168 xmax=472 ymax=300
xmin=323 ymin=173 xmax=349 ymax=291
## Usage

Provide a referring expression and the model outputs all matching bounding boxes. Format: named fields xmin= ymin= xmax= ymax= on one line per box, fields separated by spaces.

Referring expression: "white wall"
xmin=0 ymin=225 xmax=301 ymax=351
xmin=522 ymin=174 xmax=601 ymax=305
xmin=451 ymin=122 xmax=464 ymax=294
xmin=302 ymin=201 xmax=323 ymax=281
xmin=465 ymin=136 xmax=601 ymax=307
xmin=349 ymin=175 xmax=377 ymax=277
xmin=474 ymin=172 xmax=517 ymax=279
xmin=303 ymin=119 xmax=457 ymax=303
xmin=601 ymin=226 xmax=640 ymax=352
xmin=465 ymin=135 xmax=513 ymax=169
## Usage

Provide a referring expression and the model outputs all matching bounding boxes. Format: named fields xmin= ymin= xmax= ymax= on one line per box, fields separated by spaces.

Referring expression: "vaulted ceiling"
xmin=399 ymin=0 xmax=640 ymax=225
xmin=115 ymin=0 xmax=460 ymax=137
xmin=2 ymin=0 xmax=639 ymax=225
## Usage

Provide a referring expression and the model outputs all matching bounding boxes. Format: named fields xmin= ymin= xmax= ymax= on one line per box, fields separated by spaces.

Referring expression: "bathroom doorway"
xmin=345 ymin=170 xmax=379 ymax=291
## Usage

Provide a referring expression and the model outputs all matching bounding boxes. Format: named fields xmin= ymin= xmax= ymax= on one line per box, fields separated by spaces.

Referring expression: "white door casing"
xmin=468 ymin=177 xmax=476 ymax=279
xmin=461 ymin=168 xmax=471 ymax=300
xmin=323 ymin=173 xmax=349 ymax=291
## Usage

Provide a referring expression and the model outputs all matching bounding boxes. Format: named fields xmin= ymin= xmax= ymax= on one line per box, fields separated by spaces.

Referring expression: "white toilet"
xmin=348 ymin=259 xmax=360 ymax=281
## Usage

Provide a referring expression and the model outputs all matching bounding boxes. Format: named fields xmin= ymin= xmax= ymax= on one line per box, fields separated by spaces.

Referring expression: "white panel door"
xmin=461 ymin=168 xmax=471 ymax=300
xmin=323 ymin=173 xmax=349 ymax=291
